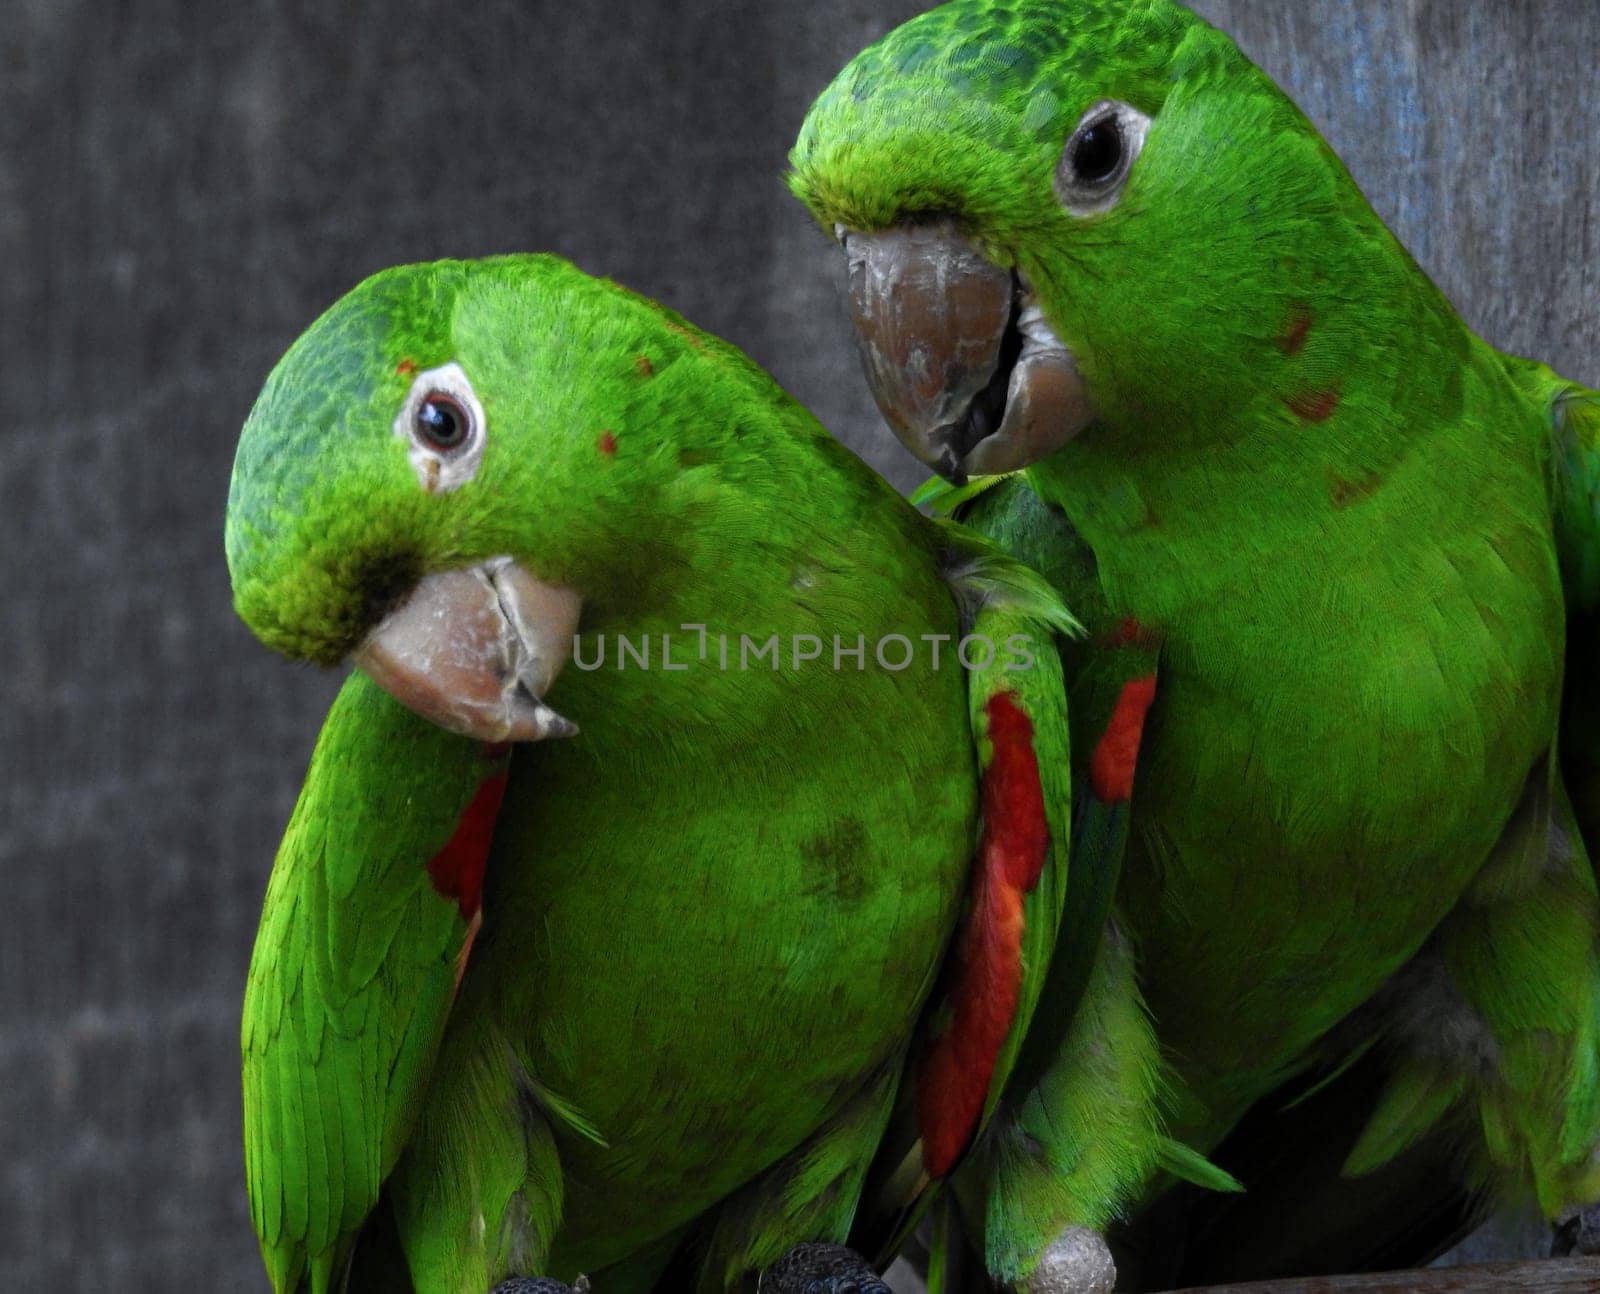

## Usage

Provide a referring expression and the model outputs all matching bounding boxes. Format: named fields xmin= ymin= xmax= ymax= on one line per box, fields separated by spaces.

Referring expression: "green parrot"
xmin=225 ymin=252 xmax=1176 ymax=1294
xmin=789 ymin=0 xmax=1600 ymax=1286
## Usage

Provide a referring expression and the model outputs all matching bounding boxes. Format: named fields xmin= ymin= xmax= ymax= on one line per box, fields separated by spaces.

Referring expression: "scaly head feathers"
xmin=792 ymin=0 xmax=1198 ymax=236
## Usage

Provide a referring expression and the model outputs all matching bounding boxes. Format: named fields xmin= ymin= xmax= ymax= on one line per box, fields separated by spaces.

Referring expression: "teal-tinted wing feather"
xmin=243 ymin=672 xmax=509 ymax=1293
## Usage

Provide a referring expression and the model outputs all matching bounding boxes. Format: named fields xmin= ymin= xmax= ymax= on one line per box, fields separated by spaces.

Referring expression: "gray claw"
xmin=763 ymin=1242 xmax=891 ymax=1294
xmin=490 ymin=1277 xmax=589 ymax=1294
xmin=1019 ymin=1227 xmax=1116 ymax=1294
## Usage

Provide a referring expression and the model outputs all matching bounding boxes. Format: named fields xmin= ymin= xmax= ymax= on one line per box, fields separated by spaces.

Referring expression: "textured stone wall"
xmin=2 ymin=2 xmax=1593 ymax=1288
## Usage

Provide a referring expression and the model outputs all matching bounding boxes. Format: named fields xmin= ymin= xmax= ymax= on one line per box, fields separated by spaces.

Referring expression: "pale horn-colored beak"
xmin=354 ymin=557 xmax=581 ymax=743
xmin=843 ymin=219 xmax=1095 ymax=485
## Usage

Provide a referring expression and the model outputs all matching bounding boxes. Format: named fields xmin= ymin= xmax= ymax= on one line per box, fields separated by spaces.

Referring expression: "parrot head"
xmin=790 ymin=0 xmax=1427 ymax=484
xmin=226 ymin=254 xmax=773 ymax=744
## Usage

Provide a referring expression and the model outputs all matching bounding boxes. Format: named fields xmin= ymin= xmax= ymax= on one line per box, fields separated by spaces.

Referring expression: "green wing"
xmin=944 ymin=519 xmax=1082 ymax=1134
xmin=947 ymin=474 xmax=1154 ymax=1101
xmin=243 ymin=672 xmax=510 ymax=1293
xmin=851 ymin=515 xmax=1078 ymax=1263
xmin=941 ymin=478 xmax=1193 ymax=1283
xmin=933 ymin=475 xmax=1167 ymax=1122
xmin=1174 ymin=359 xmax=1600 ymax=1286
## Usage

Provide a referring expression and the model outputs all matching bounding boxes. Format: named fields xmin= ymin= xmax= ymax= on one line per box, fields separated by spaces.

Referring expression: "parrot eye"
xmin=416 ymin=394 xmax=471 ymax=451
xmin=1072 ymin=120 xmax=1123 ymax=183
xmin=393 ymin=361 xmax=487 ymax=494
xmin=1055 ymin=100 xmax=1151 ymax=216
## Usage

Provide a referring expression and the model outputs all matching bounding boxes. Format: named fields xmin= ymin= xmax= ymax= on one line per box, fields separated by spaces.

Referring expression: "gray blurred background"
xmin=3 ymin=1 xmax=1595 ymax=1288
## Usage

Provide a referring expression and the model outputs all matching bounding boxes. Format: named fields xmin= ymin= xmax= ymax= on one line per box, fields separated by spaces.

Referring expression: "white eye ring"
xmin=1054 ymin=99 xmax=1152 ymax=217
xmin=393 ymin=361 xmax=486 ymax=494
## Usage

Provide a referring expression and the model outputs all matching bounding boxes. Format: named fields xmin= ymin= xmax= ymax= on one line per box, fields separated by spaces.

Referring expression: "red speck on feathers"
xmin=396 ymin=358 xmax=418 ymax=376
xmin=1285 ymin=387 xmax=1341 ymax=423
xmin=598 ymin=430 xmax=618 ymax=457
xmin=1277 ymin=309 xmax=1313 ymax=357
xmin=1117 ymin=615 xmax=1147 ymax=646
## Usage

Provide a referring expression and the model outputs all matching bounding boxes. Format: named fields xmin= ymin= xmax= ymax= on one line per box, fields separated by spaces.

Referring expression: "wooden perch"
xmin=1163 ymin=1255 xmax=1600 ymax=1293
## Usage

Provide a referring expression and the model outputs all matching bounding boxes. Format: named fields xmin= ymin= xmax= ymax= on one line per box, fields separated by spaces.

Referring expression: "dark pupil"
xmin=1073 ymin=118 xmax=1123 ymax=184
xmin=417 ymin=396 xmax=466 ymax=450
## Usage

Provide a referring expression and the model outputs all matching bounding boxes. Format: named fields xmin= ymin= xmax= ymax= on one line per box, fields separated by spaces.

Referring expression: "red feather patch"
xmin=427 ymin=768 xmax=509 ymax=922
xmin=918 ymin=691 xmax=1050 ymax=1178
xmin=1277 ymin=308 xmax=1313 ymax=357
xmin=1284 ymin=386 xmax=1341 ymax=424
xmin=1090 ymin=675 xmax=1157 ymax=804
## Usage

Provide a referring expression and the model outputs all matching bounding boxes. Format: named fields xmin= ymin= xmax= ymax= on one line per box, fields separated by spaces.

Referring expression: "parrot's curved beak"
xmin=842 ymin=220 xmax=1094 ymax=486
xmin=354 ymin=558 xmax=581 ymax=743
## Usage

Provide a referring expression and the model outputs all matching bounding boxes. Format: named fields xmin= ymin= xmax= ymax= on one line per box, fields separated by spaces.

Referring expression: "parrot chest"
xmin=449 ymin=682 xmax=976 ymax=1276
xmin=1104 ymin=490 xmax=1564 ymax=1109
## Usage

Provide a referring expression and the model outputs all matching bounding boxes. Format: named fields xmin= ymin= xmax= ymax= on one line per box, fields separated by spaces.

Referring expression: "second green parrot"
xmin=790 ymin=0 xmax=1600 ymax=1286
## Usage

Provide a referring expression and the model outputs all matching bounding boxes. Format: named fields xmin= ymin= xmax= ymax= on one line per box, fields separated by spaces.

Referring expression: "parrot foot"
xmin=489 ymin=1277 xmax=591 ymax=1294
xmin=1553 ymin=1204 xmax=1600 ymax=1256
xmin=761 ymin=1242 xmax=892 ymax=1293
xmin=1017 ymin=1226 xmax=1116 ymax=1294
